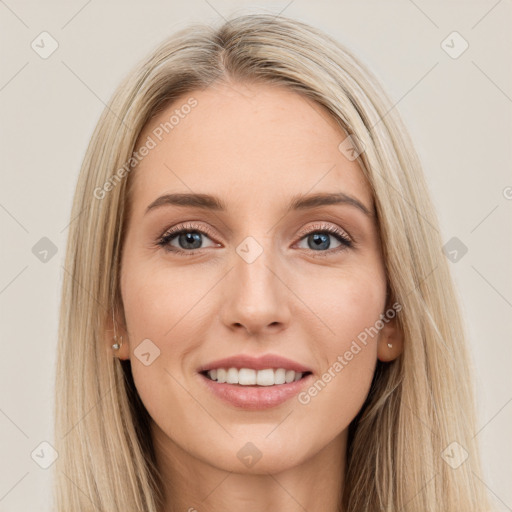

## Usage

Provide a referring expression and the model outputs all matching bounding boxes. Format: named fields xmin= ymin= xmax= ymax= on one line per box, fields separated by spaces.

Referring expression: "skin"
xmin=109 ymin=81 xmax=403 ymax=512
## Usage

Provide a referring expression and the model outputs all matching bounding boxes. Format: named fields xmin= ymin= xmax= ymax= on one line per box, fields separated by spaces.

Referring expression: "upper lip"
xmin=198 ymin=354 xmax=313 ymax=373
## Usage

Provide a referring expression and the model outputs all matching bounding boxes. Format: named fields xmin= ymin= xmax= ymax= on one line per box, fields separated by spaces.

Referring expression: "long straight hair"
xmin=53 ymin=13 xmax=491 ymax=511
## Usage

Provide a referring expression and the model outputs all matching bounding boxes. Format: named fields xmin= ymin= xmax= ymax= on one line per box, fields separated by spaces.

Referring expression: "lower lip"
xmin=199 ymin=372 xmax=313 ymax=410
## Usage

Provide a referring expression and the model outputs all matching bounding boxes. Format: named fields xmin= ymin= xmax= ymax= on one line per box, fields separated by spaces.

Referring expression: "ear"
xmin=376 ymin=306 xmax=404 ymax=363
xmin=104 ymin=308 xmax=130 ymax=360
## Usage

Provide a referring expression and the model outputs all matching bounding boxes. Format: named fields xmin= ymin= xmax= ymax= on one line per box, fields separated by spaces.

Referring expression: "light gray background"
xmin=1 ymin=1 xmax=511 ymax=510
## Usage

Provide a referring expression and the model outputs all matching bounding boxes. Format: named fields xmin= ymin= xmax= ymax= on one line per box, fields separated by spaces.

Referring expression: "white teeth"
xmin=226 ymin=368 xmax=239 ymax=384
xmin=256 ymin=368 xmax=274 ymax=386
xmin=206 ymin=367 xmax=305 ymax=386
xmin=238 ymin=368 xmax=256 ymax=385
xmin=274 ymin=368 xmax=286 ymax=385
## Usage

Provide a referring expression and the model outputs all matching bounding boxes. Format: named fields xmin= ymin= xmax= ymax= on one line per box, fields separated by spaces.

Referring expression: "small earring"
xmin=387 ymin=342 xmax=393 ymax=348
xmin=112 ymin=335 xmax=123 ymax=351
xmin=112 ymin=309 xmax=123 ymax=351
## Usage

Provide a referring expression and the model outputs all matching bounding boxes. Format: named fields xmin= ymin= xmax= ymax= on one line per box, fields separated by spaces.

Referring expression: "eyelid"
xmin=295 ymin=222 xmax=352 ymax=242
xmin=160 ymin=221 xmax=217 ymax=241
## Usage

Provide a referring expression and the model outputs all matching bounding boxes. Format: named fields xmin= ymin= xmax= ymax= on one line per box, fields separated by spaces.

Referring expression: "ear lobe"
xmin=377 ymin=316 xmax=404 ymax=362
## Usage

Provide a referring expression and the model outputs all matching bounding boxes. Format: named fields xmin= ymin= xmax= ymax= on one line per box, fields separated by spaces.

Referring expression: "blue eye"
xmin=156 ymin=222 xmax=218 ymax=256
xmin=156 ymin=222 xmax=353 ymax=257
xmin=296 ymin=228 xmax=352 ymax=252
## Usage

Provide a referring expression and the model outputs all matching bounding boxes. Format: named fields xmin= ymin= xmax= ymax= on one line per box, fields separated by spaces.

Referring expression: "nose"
xmin=221 ymin=240 xmax=291 ymax=337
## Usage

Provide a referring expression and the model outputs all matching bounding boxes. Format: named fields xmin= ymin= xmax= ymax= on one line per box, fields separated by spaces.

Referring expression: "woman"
xmin=53 ymin=13 xmax=491 ymax=511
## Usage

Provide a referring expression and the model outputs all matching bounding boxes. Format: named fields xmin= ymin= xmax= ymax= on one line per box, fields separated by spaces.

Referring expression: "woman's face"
xmin=116 ymin=81 xmax=401 ymax=474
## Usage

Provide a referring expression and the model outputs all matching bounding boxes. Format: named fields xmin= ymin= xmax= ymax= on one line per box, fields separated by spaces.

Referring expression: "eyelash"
xmin=156 ymin=221 xmax=353 ymax=257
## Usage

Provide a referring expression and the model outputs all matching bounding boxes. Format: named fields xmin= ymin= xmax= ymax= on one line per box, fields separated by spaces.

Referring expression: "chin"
xmin=196 ymin=435 xmax=314 ymax=475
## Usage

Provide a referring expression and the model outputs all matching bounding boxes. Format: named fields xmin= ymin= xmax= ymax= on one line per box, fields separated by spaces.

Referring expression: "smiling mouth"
xmin=200 ymin=368 xmax=313 ymax=387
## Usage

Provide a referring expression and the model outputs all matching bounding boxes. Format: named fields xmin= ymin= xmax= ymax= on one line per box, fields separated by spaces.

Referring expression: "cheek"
xmin=119 ymin=257 xmax=214 ymax=420
xmin=121 ymin=257 xmax=208 ymax=342
xmin=120 ymin=274 xmax=199 ymax=449
xmin=302 ymin=261 xmax=386 ymax=350
xmin=295 ymin=267 xmax=385 ymax=419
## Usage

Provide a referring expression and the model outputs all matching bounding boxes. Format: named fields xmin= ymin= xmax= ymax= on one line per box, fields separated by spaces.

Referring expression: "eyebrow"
xmin=145 ymin=191 xmax=372 ymax=217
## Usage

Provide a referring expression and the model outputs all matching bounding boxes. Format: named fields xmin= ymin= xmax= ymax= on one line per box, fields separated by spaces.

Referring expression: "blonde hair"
xmin=54 ymin=13 xmax=491 ymax=511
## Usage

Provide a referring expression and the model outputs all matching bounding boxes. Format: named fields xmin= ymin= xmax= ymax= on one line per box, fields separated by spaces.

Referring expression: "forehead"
xmin=129 ymin=82 xmax=371 ymax=215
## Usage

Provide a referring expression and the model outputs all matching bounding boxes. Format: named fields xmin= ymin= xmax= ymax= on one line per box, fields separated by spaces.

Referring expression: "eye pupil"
xmin=180 ymin=231 xmax=202 ymax=249
xmin=309 ymin=233 xmax=330 ymax=250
